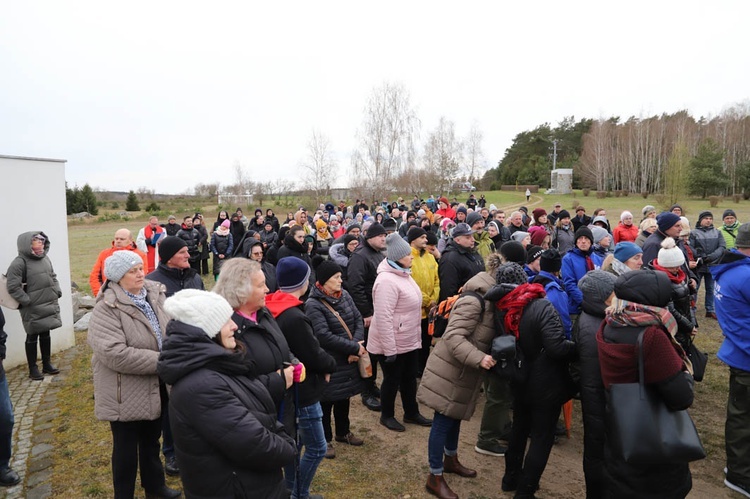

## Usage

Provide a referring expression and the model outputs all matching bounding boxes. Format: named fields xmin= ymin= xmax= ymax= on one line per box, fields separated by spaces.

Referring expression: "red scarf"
xmin=585 ymin=254 xmax=595 ymax=271
xmin=652 ymin=261 xmax=686 ymax=285
xmin=495 ymin=283 xmax=546 ymax=338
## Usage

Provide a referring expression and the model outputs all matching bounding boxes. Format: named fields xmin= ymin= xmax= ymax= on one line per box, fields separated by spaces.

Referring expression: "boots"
xmin=40 ymin=334 xmax=60 ymax=375
xmin=25 ymin=341 xmax=44 ymax=381
xmin=425 ymin=473 xmax=458 ymax=499
xmin=443 ymin=454 xmax=477 ymax=478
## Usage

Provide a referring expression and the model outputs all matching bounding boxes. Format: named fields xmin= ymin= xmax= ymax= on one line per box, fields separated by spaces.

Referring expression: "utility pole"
xmin=552 ymin=139 xmax=558 ymax=170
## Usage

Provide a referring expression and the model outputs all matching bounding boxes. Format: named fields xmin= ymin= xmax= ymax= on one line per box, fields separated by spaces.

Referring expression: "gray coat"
xmin=6 ymin=231 xmax=62 ymax=335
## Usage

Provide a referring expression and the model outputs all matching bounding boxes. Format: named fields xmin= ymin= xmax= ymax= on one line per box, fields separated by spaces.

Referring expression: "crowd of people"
xmin=2 ymin=193 xmax=749 ymax=499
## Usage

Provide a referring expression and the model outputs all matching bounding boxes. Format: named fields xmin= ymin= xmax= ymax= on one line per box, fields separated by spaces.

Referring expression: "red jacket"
xmin=612 ymin=222 xmax=639 ymax=244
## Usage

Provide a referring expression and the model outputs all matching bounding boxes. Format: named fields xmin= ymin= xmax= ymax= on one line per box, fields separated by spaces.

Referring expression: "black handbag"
xmin=686 ymin=342 xmax=708 ymax=382
xmin=606 ymin=331 xmax=706 ymax=464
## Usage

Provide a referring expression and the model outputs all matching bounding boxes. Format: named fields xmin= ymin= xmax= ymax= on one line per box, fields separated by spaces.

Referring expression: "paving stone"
xmin=25 ymin=468 xmax=52 ymax=488
xmin=30 ymin=443 xmax=53 ymax=458
xmin=33 ymin=431 xmax=53 ymax=444
xmin=25 ymin=482 xmax=51 ymax=499
xmin=27 ymin=457 xmax=52 ymax=473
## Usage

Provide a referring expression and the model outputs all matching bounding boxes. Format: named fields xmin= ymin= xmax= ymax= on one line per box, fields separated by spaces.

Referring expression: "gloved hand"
xmin=384 ymin=355 xmax=397 ymax=364
xmin=292 ymin=362 xmax=306 ymax=383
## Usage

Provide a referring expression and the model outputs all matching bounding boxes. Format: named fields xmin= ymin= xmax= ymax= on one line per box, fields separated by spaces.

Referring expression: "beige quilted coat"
xmin=417 ymin=271 xmax=497 ymax=421
xmin=88 ymin=280 xmax=169 ymax=422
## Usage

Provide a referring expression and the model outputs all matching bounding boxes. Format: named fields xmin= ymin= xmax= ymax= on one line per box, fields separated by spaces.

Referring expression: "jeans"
xmin=696 ymin=271 xmax=715 ymax=313
xmin=428 ymin=412 xmax=461 ymax=474
xmin=321 ymin=399 xmax=350 ymax=443
xmin=285 ymin=402 xmax=326 ymax=499
xmin=0 ymin=376 xmax=14 ymax=470
xmin=110 ymin=419 xmax=165 ymax=499
xmin=727 ymin=367 xmax=750 ymax=483
xmin=375 ymin=350 xmax=419 ymax=419
xmin=477 ymin=374 xmax=512 ymax=446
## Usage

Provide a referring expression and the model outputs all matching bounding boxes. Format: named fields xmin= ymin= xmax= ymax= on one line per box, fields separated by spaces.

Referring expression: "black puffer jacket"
xmin=305 ymin=285 xmax=364 ymax=402
xmin=146 ymin=263 xmax=204 ymax=297
xmin=574 ymin=299 xmax=607 ymax=499
xmin=194 ymin=224 xmax=209 ymax=258
xmin=438 ymin=241 xmax=485 ymax=302
xmin=276 ymin=235 xmax=316 ymax=286
xmin=648 ymin=265 xmax=695 ymax=350
xmin=158 ymin=321 xmax=295 ymax=499
xmin=347 ymin=239 xmax=385 ymax=318
xmin=176 ymin=227 xmax=201 ymax=261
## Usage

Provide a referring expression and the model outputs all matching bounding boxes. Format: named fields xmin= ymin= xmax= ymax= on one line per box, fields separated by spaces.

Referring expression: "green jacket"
xmin=721 ymin=222 xmax=741 ymax=250
xmin=473 ymin=230 xmax=496 ymax=260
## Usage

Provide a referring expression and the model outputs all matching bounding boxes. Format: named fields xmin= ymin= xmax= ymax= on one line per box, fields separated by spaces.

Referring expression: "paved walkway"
xmin=0 ymin=347 xmax=77 ymax=499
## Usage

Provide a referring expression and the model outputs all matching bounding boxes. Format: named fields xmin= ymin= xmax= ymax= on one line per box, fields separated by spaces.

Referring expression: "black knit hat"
xmin=499 ymin=241 xmax=527 ymax=264
xmin=526 ymin=245 xmax=544 ymax=264
xmin=365 ymin=223 xmax=386 ymax=239
xmin=314 ymin=259 xmax=343 ymax=286
xmin=557 ymin=209 xmax=571 ymax=220
xmin=614 ymin=269 xmax=672 ymax=308
xmin=382 ymin=218 xmax=398 ymax=232
xmin=158 ymin=236 xmax=187 ymax=263
xmin=466 ymin=211 xmax=484 ymax=227
xmin=540 ymin=249 xmax=562 ymax=273
xmin=425 ymin=231 xmax=438 ymax=246
xmin=575 ymin=226 xmax=594 ymax=245
xmin=346 ymin=223 xmax=361 ymax=234
xmin=343 ymin=234 xmax=358 ymax=247
xmin=407 ymin=227 xmax=427 ymax=243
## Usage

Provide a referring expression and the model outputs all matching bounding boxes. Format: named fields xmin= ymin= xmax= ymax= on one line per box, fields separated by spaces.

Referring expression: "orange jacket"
xmin=89 ymin=244 xmax=148 ymax=296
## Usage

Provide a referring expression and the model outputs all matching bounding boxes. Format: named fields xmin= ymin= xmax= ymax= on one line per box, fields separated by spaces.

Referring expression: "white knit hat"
xmin=657 ymin=237 xmax=685 ymax=268
xmin=163 ymin=289 xmax=234 ymax=339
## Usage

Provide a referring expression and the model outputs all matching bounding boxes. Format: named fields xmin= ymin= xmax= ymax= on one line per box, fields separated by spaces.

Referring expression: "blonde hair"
xmin=213 ymin=259 xmax=262 ymax=309
xmin=639 ymin=218 xmax=657 ymax=231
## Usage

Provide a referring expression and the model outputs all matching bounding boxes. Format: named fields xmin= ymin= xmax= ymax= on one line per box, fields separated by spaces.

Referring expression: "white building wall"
xmin=0 ymin=155 xmax=75 ymax=369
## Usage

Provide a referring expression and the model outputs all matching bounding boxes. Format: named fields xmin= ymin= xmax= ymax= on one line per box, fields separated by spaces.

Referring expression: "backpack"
xmin=0 ymin=258 xmax=26 ymax=310
xmin=490 ymin=309 xmax=531 ymax=384
xmin=428 ymin=289 xmax=485 ymax=338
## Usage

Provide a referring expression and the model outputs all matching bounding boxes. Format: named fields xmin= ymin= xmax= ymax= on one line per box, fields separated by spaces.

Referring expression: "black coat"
xmin=438 ymin=241 xmax=485 ymax=302
xmin=176 ymin=227 xmax=201 ymax=261
xmin=276 ymin=235 xmax=316 ymax=286
xmin=194 ymin=224 xmax=209 ymax=258
xmin=305 ymin=286 xmax=364 ymax=402
xmin=146 ymin=263 xmax=204 ymax=297
xmin=273 ymin=302 xmax=337 ymax=408
xmin=158 ymin=321 xmax=295 ymax=499
xmin=574 ymin=301 xmax=607 ymax=499
xmin=347 ymin=239 xmax=385 ymax=318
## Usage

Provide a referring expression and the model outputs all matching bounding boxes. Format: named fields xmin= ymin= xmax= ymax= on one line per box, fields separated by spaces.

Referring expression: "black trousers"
xmin=362 ymin=326 xmax=379 ymax=394
xmin=321 ymin=399 xmax=350 ymax=442
xmin=374 ymin=350 xmax=419 ymax=419
xmin=110 ymin=419 xmax=165 ymax=499
xmin=418 ymin=318 xmax=431 ymax=376
xmin=504 ymin=397 xmax=561 ymax=497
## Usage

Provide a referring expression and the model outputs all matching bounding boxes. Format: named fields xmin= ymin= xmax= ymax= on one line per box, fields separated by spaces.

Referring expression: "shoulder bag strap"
xmin=319 ymin=298 xmax=353 ymax=340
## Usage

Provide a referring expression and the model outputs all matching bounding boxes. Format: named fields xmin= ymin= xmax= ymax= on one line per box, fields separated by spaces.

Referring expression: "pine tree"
xmin=125 ymin=190 xmax=140 ymax=211
xmin=78 ymin=184 xmax=99 ymax=215
xmin=687 ymin=139 xmax=728 ymax=198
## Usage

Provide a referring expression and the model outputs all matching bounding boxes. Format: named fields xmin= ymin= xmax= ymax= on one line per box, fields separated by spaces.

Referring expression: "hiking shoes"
xmin=474 ymin=441 xmax=507 ymax=457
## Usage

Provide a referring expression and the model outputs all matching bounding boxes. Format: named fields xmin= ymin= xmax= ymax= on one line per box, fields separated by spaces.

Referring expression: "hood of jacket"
xmin=265 ymin=291 xmax=304 ymax=318
xmin=376 ymin=257 xmax=412 ymax=277
xmin=283 ymin=233 xmax=307 ymax=254
xmin=17 ymin=231 xmax=50 ymax=259
xmin=711 ymin=249 xmax=750 ymax=280
xmin=158 ymin=320 xmax=249 ymax=385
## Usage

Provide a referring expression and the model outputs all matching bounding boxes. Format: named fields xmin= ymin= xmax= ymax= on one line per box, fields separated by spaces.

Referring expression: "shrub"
xmin=596 ymin=191 xmax=606 ymax=199
xmin=614 ymin=190 xmax=623 ymax=198
xmin=111 ymin=202 xmax=119 ymax=209
xmin=709 ymin=196 xmax=720 ymax=208
xmin=744 ymin=191 xmax=750 ymax=200
xmin=641 ymin=191 xmax=649 ymax=199
xmin=571 ymin=199 xmax=579 ymax=209
xmin=654 ymin=194 xmax=667 ymax=207
xmin=733 ymin=194 xmax=741 ymax=203
xmin=145 ymin=202 xmax=161 ymax=212
xmin=623 ymin=190 xmax=630 ymax=197
xmin=582 ymin=189 xmax=590 ymax=197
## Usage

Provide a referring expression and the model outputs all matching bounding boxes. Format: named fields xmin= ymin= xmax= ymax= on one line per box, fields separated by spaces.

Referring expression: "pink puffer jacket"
xmin=367 ymin=259 xmax=422 ymax=357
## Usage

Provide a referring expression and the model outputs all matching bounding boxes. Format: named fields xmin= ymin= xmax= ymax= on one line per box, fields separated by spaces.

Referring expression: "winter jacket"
xmin=194 ymin=224 xmax=209 ymax=259
xmin=259 ymin=229 xmax=278 ymax=248
xmin=233 ymin=307 xmax=295 ymax=431
xmin=473 ymin=230 xmax=496 ymax=260
xmin=347 ymin=238 xmax=385 ymax=318
xmin=552 ymin=225 xmax=576 ymax=256
xmin=597 ymin=322 xmax=694 ymax=499
xmin=89 ymin=244 xmax=149 ymax=296
xmin=641 ymin=230 xmax=668 ymax=267
xmin=176 ymin=227 xmax=201 ymax=261
xmin=305 ymin=286 xmax=364 ymax=402
xmin=6 ymin=231 xmax=62 ymax=335
xmin=612 ymin=222 xmax=638 ymax=244
xmin=276 ymin=235 xmax=316 ymax=286
xmin=634 ymin=230 xmax=651 ymax=248
xmin=230 ymin=220 xmax=246 ymax=247
xmin=561 ymin=248 xmax=603 ymax=315
xmin=88 ymin=280 xmax=168 ymax=422
xmin=720 ymin=222 xmax=741 ymax=250
xmin=573 ymin=298 xmax=607 ymax=499
xmin=531 ymin=271 xmax=572 ymax=339
xmin=712 ymin=249 xmax=750 ymax=371
xmin=367 ymin=259 xmax=423 ymax=357
xmin=146 ymin=262 xmax=204 ymax=297
xmin=210 ymin=233 xmax=233 ymax=275
xmin=158 ymin=321 xmax=295 ymax=499
xmin=265 ymin=292 xmax=337 ymax=408
xmin=485 ymin=284 xmax=577 ymax=407
xmin=164 ymin=222 xmax=181 ymax=237
xmin=648 ymin=263 xmax=695 ymax=350
xmin=690 ymin=224 xmax=726 ymax=274
xmin=437 ymin=240 xmax=486 ymax=302
xmin=410 ymin=247 xmax=440 ymax=319
xmin=417 ymin=272 xmax=495 ymax=420
xmin=573 ymin=214 xmax=592 ymax=232
xmin=328 ymin=243 xmax=353 ymax=289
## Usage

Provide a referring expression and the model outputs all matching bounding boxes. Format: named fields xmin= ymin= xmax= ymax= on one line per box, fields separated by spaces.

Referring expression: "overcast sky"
xmin=1 ymin=1 xmax=748 ymax=194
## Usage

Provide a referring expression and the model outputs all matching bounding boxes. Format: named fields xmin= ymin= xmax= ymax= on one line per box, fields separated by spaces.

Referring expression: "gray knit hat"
xmin=104 ymin=251 xmax=143 ymax=283
xmin=495 ymin=262 xmax=528 ymax=285
xmin=578 ymin=270 xmax=616 ymax=304
xmin=163 ymin=289 xmax=234 ymax=339
xmin=386 ymin=232 xmax=412 ymax=262
xmin=736 ymin=222 xmax=750 ymax=248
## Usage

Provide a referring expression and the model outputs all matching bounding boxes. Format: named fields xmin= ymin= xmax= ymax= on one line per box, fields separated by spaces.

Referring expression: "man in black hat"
xmin=438 ymin=223 xmax=486 ymax=302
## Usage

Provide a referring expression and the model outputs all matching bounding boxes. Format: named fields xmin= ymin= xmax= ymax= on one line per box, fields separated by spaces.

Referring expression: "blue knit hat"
xmin=613 ymin=242 xmax=642 ymax=263
xmin=656 ymin=212 xmax=681 ymax=233
xmin=276 ymin=257 xmax=311 ymax=292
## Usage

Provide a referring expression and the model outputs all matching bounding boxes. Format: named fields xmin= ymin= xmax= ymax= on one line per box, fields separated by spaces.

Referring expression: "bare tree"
xmin=352 ymin=81 xmax=420 ymax=198
xmin=300 ymin=129 xmax=336 ymax=205
xmin=464 ymin=121 xmax=486 ymax=183
xmin=423 ymin=116 xmax=463 ymax=193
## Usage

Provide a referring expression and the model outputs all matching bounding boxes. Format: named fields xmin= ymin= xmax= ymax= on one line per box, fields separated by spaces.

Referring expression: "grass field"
xmin=56 ymin=190 xmax=744 ymax=497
